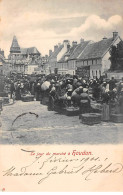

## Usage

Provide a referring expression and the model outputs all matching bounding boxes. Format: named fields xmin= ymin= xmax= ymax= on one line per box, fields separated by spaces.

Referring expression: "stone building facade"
xmin=8 ymin=35 xmax=41 ymax=74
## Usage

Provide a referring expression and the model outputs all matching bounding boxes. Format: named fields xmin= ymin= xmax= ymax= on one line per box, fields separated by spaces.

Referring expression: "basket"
xmin=66 ymin=107 xmax=80 ymax=116
xmin=21 ymin=95 xmax=34 ymax=102
xmin=80 ymin=113 xmax=102 ymax=125
xmin=110 ymin=114 xmax=123 ymax=123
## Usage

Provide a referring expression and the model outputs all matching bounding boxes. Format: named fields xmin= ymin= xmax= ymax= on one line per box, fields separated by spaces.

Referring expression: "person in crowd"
xmin=117 ymin=77 xmax=123 ymax=95
xmin=102 ymin=89 xmax=110 ymax=121
xmin=92 ymin=80 xmax=100 ymax=100
xmin=109 ymin=77 xmax=116 ymax=91
xmin=35 ymin=82 xmax=41 ymax=101
xmin=79 ymin=88 xmax=91 ymax=114
xmin=119 ymin=89 xmax=123 ymax=114
xmin=15 ymin=83 xmax=21 ymax=100
xmin=10 ymin=81 xmax=15 ymax=99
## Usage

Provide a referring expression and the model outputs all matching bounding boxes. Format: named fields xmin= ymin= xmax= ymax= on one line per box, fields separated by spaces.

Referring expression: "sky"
xmin=0 ymin=0 xmax=123 ymax=57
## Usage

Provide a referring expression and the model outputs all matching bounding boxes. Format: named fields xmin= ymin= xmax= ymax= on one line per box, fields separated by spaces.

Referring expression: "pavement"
xmin=0 ymin=100 xmax=123 ymax=145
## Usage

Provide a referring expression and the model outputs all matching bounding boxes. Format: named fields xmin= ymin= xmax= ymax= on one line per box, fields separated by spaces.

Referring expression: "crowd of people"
xmin=2 ymin=74 xmax=123 ymax=121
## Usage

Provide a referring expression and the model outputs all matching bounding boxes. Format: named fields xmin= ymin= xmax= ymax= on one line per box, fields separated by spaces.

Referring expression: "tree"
xmin=109 ymin=41 xmax=123 ymax=71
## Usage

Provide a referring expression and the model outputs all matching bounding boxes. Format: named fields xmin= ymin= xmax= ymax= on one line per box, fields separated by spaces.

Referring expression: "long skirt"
xmin=79 ymin=101 xmax=90 ymax=114
xmin=102 ymin=103 xmax=110 ymax=121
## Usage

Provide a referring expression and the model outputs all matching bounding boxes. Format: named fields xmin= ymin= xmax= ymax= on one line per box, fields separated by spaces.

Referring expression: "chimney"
xmin=103 ymin=36 xmax=107 ymax=40
xmin=63 ymin=40 xmax=69 ymax=48
xmin=113 ymin=31 xmax=118 ymax=40
xmin=80 ymin=38 xmax=84 ymax=43
xmin=49 ymin=50 xmax=52 ymax=56
xmin=67 ymin=44 xmax=70 ymax=49
xmin=72 ymin=41 xmax=77 ymax=46
xmin=58 ymin=43 xmax=61 ymax=47
xmin=54 ymin=45 xmax=58 ymax=51
xmin=0 ymin=49 xmax=4 ymax=57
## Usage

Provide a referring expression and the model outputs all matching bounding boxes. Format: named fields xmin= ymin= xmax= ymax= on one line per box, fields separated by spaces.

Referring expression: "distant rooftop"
xmin=21 ymin=47 xmax=40 ymax=55
xmin=78 ymin=37 xmax=116 ymax=60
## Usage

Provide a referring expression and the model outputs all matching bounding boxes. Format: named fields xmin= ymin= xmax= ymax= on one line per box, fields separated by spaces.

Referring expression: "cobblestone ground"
xmin=0 ymin=100 xmax=123 ymax=144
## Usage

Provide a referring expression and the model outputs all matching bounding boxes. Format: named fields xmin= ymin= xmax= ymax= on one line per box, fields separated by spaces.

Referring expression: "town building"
xmin=76 ymin=32 xmax=122 ymax=79
xmin=48 ymin=40 xmax=70 ymax=74
xmin=8 ymin=35 xmax=42 ymax=74
xmin=0 ymin=54 xmax=4 ymax=75
xmin=56 ymin=32 xmax=122 ymax=78
xmin=0 ymin=49 xmax=6 ymax=75
xmin=57 ymin=41 xmax=78 ymax=75
xmin=57 ymin=39 xmax=93 ymax=75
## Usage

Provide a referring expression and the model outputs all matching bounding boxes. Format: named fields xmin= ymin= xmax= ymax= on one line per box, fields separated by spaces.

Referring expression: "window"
xmin=96 ymin=70 xmax=97 ymax=76
xmin=99 ymin=70 xmax=101 ymax=76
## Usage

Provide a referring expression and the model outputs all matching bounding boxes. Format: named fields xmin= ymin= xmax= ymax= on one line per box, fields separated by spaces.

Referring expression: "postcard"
xmin=0 ymin=0 xmax=123 ymax=192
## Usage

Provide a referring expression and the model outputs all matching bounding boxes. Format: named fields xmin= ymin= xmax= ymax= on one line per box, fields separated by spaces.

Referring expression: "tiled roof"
xmin=69 ymin=41 xmax=90 ymax=60
xmin=10 ymin=36 xmax=40 ymax=54
xmin=78 ymin=38 xmax=114 ymax=60
xmin=21 ymin=47 xmax=40 ymax=55
xmin=10 ymin=36 xmax=21 ymax=53
xmin=49 ymin=45 xmax=63 ymax=59
xmin=20 ymin=48 xmax=28 ymax=54
xmin=0 ymin=54 xmax=5 ymax=64
xmin=0 ymin=54 xmax=5 ymax=60
xmin=58 ymin=45 xmax=78 ymax=63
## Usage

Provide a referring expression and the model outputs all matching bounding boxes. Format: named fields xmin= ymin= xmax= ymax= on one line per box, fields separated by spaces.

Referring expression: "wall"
xmin=3 ymin=62 xmax=12 ymax=76
xmin=107 ymin=72 xmax=123 ymax=79
xmin=0 ymin=65 xmax=3 ymax=75
xmin=67 ymin=60 xmax=76 ymax=75
xmin=57 ymin=62 xmax=68 ymax=75
xmin=90 ymin=64 xmax=102 ymax=79
xmin=26 ymin=65 xmax=38 ymax=74
xmin=77 ymin=58 xmax=102 ymax=79
xmin=57 ymin=43 xmax=68 ymax=62
xmin=101 ymin=51 xmax=111 ymax=73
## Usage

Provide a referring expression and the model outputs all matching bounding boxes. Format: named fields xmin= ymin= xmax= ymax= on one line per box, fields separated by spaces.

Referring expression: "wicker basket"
xmin=21 ymin=95 xmax=34 ymax=102
xmin=110 ymin=114 xmax=123 ymax=123
xmin=80 ymin=113 xmax=102 ymax=125
xmin=0 ymin=97 xmax=9 ymax=105
xmin=66 ymin=107 xmax=80 ymax=116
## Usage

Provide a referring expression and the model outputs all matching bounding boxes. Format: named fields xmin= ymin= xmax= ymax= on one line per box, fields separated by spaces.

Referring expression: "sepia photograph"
xmin=0 ymin=0 xmax=123 ymax=192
